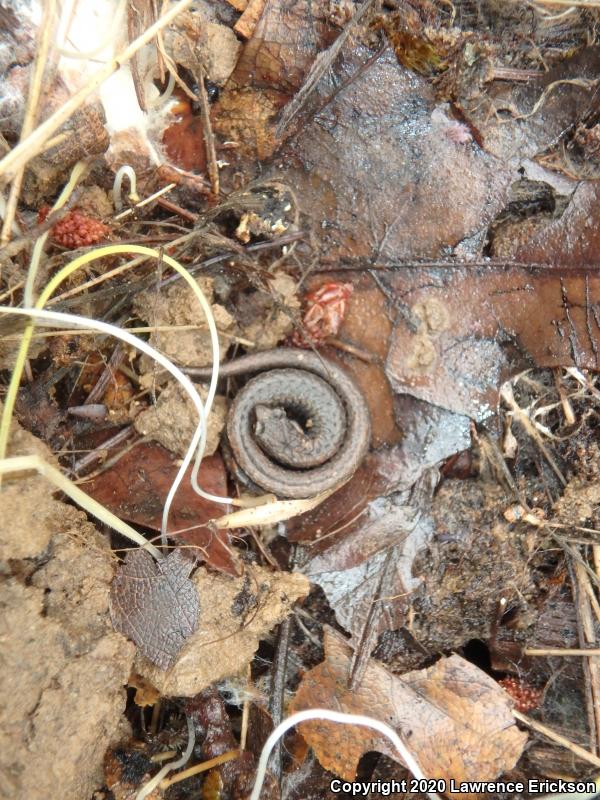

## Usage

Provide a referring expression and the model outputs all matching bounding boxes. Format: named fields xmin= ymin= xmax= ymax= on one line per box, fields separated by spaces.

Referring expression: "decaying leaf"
xmin=83 ymin=442 xmax=238 ymax=575
xmin=134 ymin=564 xmax=309 ymax=696
xmin=295 ymin=468 xmax=438 ymax=640
xmin=109 ymin=549 xmax=200 ymax=670
xmin=383 ymin=266 xmax=600 ymax=419
xmin=290 ymin=629 xmax=527 ymax=799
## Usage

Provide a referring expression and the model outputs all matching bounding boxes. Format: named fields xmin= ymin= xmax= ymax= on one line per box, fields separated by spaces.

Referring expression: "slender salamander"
xmin=185 ymin=348 xmax=371 ymax=498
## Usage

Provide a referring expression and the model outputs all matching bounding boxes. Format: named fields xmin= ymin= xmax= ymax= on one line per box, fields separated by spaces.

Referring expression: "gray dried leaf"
xmin=109 ymin=549 xmax=200 ymax=670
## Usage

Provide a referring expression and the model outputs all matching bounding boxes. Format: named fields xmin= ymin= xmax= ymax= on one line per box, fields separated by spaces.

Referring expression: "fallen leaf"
xmin=298 ymin=468 xmax=438 ymax=640
xmin=109 ymin=548 xmax=200 ymax=670
xmin=290 ymin=629 xmax=527 ymax=799
xmin=83 ymin=442 xmax=238 ymax=575
xmin=134 ymin=564 xmax=309 ymax=696
xmin=286 ymin=397 xmax=470 ymax=549
xmin=382 ymin=266 xmax=600 ymax=419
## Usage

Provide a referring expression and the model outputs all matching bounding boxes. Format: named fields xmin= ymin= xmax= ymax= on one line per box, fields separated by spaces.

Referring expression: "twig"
xmin=159 ymin=749 xmax=240 ymax=789
xmin=350 ymin=547 xmax=398 ymax=690
xmin=572 ymin=558 xmax=600 ymax=752
xmin=240 ymin=665 xmax=251 ymax=751
xmin=0 ymin=0 xmax=58 ymax=243
xmin=0 ymin=0 xmax=192 ymax=183
xmin=328 ymin=337 xmax=379 ymax=363
xmin=155 ymin=197 xmax=198 ymax=223
xmin=309 ymin=42 xmax=388 ymax=124
xmin=269 ymin=617 xmax=291 ymax=784
xmin=70 ymin=424 xmax=135 ymax=476
xmin=195 ymin=62 xmax=220 ymax=196
xmin=525 ymin=648 xmax=600 ymax=656
xmin=513 ymin=710 xmax=600 ymax=768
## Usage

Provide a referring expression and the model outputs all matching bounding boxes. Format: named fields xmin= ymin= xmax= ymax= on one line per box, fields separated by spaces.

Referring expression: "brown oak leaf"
xmin=290 ymin=629 xmax=527 ymax=799
xmin=109 ymin=549 xmax=200 ymax=670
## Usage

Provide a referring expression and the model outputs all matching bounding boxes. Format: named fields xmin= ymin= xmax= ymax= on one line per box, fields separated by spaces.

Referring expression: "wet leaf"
xmin=382 ymin=266 xmax=600 ymax=419
xmin=290 ymin=629 xmax=527 ymax=798
xmin=514 ymin=182 xmax=600 ymax=268
xmin=109 ymin=548 xmax=200 ymax=670
xmin=286 ymin=397 xmax=470 ymax=549
xmin=84 ymin=442 xmax=238 ymax=575
xmin=297 ymin=468 xmax=438 ymax=640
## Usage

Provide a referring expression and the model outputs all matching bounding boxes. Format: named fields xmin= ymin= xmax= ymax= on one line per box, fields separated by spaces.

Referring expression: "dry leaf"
xmin=109 ymin=549 xmax=200 ymax=670
xmin=290 ymin=629 xmax=527 ymax=799
xmin=135 ymin=564 xmax=309 ymax=696
xmin=83 ymin=442 xmax=238 ymax=575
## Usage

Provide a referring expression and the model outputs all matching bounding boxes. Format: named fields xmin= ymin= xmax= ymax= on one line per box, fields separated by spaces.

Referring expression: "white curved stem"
xmin=249 ymin=709 xmax=441 ymax=800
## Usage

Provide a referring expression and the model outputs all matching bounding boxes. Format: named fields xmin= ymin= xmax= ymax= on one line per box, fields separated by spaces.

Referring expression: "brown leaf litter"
xmin=83 ymin=441 xmax=238 ymax=575
xmin=133 ymin=275 xmax=237 ymax=370
xmin=134 ymin=379 xmax=226 ymax=459
xmin=291 ymin=629 xmax=526 ymax=799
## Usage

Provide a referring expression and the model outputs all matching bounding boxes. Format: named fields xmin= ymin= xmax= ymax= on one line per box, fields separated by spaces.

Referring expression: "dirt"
xmin=134 ymin=380 xmax=226 ymax=458
xmin=0 ymin=418 xmax=134 ymax=800
xmin=134 ymin=564 xmax=309 ymax=696
xmin=133 ymin=276 xmax=237 ymax=370
xmin=2 ymin=1 xmax=600 ymax=798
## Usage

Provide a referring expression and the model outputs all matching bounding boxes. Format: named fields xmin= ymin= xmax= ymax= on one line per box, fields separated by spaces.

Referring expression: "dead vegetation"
xmin=2 ymin=0 xmax=600 ymax=799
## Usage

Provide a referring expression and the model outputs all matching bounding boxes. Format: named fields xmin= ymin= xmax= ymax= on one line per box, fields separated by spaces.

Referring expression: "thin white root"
xmin=135 ymin=715 xmax=195 ymax=800
xmin=249 ymin=709 xmax=442 ymax=800
xmin=112 ymin=165 xmax=140 ymax=210
xmin=0 ymin=305 xmax=211 ymax=547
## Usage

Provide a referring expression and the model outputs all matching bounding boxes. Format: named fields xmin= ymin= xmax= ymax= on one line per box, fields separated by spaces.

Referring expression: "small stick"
xmin=513 ymin=710 xmax=600 ymax=768
xmin=491 ymin=66 xmax=544 ymax=82
xmin=350 ymin=546 xmax=398 ymax=690
xmin=113 ymin=182 xmax=177 ymax=221
xmin=0 ymin=0 xmax=192 ymax=182
xmin=269 ymin=617 xmax=292 ymax=783
xmin=196 ymin=62 xmax=220 ymax=196
xmin=159 ymin=749 xmax=240 ymax=789
xmin=554 ymin=368 xmax=576 ymax=425
xmin=240 ymin=664 xmax=251 ymax=751
xmin=70 ymin=424 xmax=135 ymax=476
xmin=276 ymin=0 xmax=378 ymax=137
xmin=328 ymin=337 xmax=379 ymax=363
xmin=0 ymin=0 xmax=58 ymax=243
xmin=525 ymin=648 xmax=600 ymax=656
xmin=572 ymin=559 xmax=600 ymax=752
xmin=156 ymin=197 xmax=199 ymax=223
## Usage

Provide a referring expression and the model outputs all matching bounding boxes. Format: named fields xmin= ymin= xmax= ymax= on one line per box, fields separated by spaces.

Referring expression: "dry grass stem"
xmin=0 ymin=0 xmax=192 ymax=183
xmin=159 ymin=749 xmax=240 ymax=789
xmin=513 ymin=710 xmax=600 ymax=768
